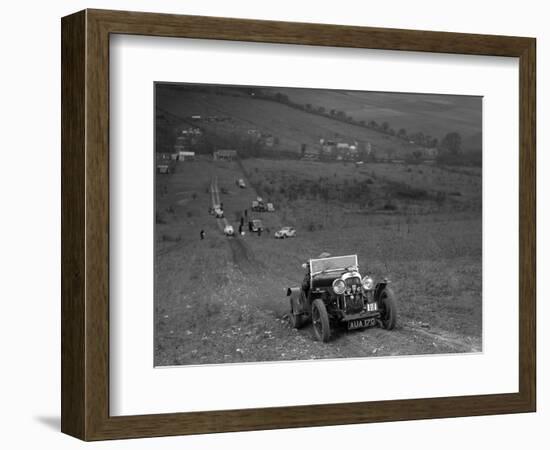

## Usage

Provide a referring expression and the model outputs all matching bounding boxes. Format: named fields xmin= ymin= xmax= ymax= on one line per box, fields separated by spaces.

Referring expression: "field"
xmin=155 ymin=156 xmax=482 ymax=366
xmin=274 ymin=88 xmax=483 ymax=150
xmin=156 ymin=85 xmax=441 ymax=157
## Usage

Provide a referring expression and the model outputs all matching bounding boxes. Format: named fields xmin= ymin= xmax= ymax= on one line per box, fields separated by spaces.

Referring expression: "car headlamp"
xmin=362 ymin=276 xmax=374 ymax=290
xmin=332 ymin=279 xmax=346 ymax=295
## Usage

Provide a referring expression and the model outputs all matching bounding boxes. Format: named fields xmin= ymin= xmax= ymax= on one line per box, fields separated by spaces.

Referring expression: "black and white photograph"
xmin=154 ymin=82 xmax=482 ymax=367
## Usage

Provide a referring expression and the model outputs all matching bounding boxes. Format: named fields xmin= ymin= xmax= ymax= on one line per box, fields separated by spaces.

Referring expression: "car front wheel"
xmin=312 ymin=299 xmax=331 ymax=342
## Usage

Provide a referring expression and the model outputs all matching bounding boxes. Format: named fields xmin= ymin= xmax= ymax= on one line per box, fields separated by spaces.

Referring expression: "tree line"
xmin=259 ymin=91 xmax=466 ymax=157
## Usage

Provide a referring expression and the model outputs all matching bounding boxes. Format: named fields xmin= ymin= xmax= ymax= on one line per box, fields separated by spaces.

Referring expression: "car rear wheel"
xmin=289 ymin=297 xmax=305 ymax=329
xmin=312 ymin=299 xmax=331 ymax=342
xmin=379 ymin=288 xmax=397 ymax=330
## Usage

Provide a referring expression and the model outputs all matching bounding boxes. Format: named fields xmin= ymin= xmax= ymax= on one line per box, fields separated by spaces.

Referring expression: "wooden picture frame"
xmin=61 ymin=9 xmax=536 ymax=441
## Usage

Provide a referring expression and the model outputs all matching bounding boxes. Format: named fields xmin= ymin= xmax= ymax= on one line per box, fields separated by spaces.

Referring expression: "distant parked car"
xmin=237 ymin=178 xmax=246 ymax=188
xmin=214 ymin=207 xmax=224 ymax=218
xmin=275 ymin=226 xmax=296 ymax=239
xmin=248 ymin=219 xmax=264 ymax=232
xmin=224 ymin=225 xmax=234 ymax=236
xmin=252 ymin=199 xmax=275 ymax=212
xmin=251 ymin=199 xmax=267 ymax=212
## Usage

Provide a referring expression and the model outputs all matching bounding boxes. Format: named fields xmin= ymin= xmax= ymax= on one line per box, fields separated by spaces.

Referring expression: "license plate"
xmin=348 ymin=318 xmax=376 ymax=330
xmin=367 ymin=303 xmax=378 ymax=312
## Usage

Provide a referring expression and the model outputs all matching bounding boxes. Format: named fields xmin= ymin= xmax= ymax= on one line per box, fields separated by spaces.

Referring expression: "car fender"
xmin=374 ymin=282 xmax=391 ymax=302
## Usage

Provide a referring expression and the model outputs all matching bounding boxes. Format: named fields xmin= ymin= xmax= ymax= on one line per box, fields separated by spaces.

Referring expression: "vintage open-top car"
xmin=286 ymin=254 xmax=397 ymax=342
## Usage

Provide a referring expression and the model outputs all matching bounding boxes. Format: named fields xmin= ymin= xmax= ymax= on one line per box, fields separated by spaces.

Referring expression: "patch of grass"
xmin=156 ymin=212 xmax=166 ymax=224
xmin=162 ymin=233 xmax=181 ymax=242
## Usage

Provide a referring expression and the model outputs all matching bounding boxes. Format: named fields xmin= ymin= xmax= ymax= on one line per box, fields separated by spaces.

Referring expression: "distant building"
xmin=178 ymin=151 xmax=195 ymax=161
xmin=263 ymin=135 xmax=275 ymax=147
xmin=320 ymin=139 xmax=360 ymax=160
xmin=213 ymin=149 xmax=237 ymax=161
xmin=423 ymin=147 xmax=439 ymax=159
xmin=181 ymin=127 xmax=202 ymax=136
xmin=336 ymin=142 xmax=350 ymax=151
xmin=156 ymin=152 xmax=172 ymax=161
xmin=320 ymin=139 xmax=337 ymax=157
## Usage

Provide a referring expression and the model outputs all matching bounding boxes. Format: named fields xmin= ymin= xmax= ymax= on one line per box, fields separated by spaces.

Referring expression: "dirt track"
xmin=210 ymin=176 xmax=263 ymax=272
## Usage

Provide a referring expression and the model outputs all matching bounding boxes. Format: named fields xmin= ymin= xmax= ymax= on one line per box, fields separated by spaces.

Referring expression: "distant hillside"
xmin=156 ymin=85 xmax=428 ymax=158
xmin=273 ymin=87 xmax=482 ymax=150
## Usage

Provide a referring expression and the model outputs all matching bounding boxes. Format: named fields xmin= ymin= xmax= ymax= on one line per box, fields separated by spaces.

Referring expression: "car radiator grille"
xmin=345 ymin=294 xmax=364 ymax=314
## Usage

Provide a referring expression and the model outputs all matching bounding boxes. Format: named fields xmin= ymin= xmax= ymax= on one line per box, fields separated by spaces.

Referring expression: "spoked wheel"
xmin=312 ymin=299 xmax=331 ymax=342
xmin=379 ymin=287 xmax=397 ymax=330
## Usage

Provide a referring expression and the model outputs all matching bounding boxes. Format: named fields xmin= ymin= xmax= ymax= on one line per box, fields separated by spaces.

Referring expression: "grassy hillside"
xmin=274 ymin=87 xmax=482 ymax=150
xmin=156 ymin=85 xmax=429 ymax=158
xmin=155 ymin=157 xmax=482 ymax=365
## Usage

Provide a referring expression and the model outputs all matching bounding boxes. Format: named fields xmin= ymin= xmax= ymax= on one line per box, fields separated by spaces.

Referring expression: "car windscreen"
xmin=310 ymin=255 xmax=357 ymax=275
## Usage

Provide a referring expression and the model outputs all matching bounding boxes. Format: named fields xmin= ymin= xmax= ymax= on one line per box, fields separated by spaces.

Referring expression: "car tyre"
xmin=379 ymin=287 xmax=397 ymax=330
xmin=312 ymin=299 xmax=331 ymax=342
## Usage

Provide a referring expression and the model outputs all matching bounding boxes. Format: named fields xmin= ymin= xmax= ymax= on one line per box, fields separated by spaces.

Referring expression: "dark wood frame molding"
xmin=61 ymin=9 xmax=536 ymax=441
